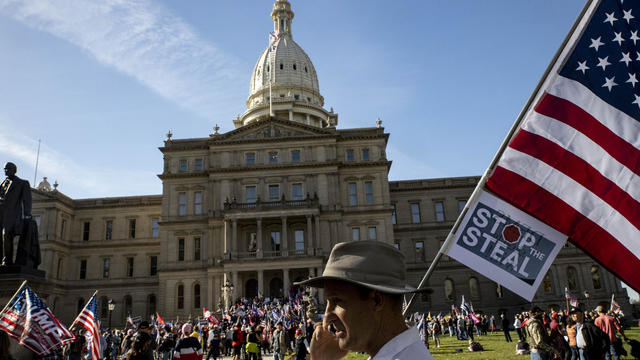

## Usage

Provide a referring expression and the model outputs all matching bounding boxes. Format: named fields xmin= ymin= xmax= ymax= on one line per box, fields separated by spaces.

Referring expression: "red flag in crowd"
xmin=156 ymin=312 xmax=165 ymax=325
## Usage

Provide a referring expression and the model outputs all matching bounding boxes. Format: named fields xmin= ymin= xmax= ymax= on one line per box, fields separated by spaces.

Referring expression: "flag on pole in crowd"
xmin=460 ymin=295 xmax=472 ymax=315
xmin=444 ymin=0 xmax=640 ymax=301
xmin=565 ymin=288 xmax=579 ymax=307
xmin=451 ymin=304 xmax=459 ymax=316
xmin=0 ymin=282 xmax=75 ymax=356
xmin=156 ymin=312 xmax=165 ymax=326
xmin=203 ymin=308 xmax=219 ymax=325
xmin=610 ymin=294 xmax=622 ymax=315
xmin=71 ymin=293 xmax=101 ymax=360
xmin=402 ymin=297 xmax=408 ymax=314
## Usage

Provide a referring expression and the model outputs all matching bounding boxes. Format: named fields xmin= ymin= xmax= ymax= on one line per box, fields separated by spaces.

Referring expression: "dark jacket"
xmin=0 ymin=176 xmax=31 ymax=234
xmin=577 ymin=320 xmax=610 ymax=360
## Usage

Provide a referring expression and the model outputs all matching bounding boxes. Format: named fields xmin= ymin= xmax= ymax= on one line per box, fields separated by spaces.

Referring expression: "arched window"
xmin=543 ymin=273 xmax=553 ymax=293
xmin=444 ymin=278 xmax=454 ymax=300
xmin=148 ymin=294 xmax=156 ymax=317
xmin=591 ymin=266 xmax=602 ymax=289
xmin=567 ymin=266 xmax=578 ymax=291
xmin=77 ymin=298 xmax=85 ymax=314
xmin=469 ymin=277 xmax=479 ymax=299
xmin=123 ymin=295 xmax=132 ymax=320
xmin=193 ymin=284 xmax=201 ymax=309
xmin=100 ymin=296 xmax=109 ymax=319
xmin=177 ymin=285 xmax=184 ymax=309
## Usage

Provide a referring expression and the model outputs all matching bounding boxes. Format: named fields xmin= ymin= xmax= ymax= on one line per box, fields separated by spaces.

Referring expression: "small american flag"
xmin=71 ymin=294 xmax=101 ymax=360
xmin=0 ymin=282 xmax=75 ymax=356
xmin=486 ymin=0 xmax=640 ymax=293
xmin=565 ymin=287 xmax=579 ymax=307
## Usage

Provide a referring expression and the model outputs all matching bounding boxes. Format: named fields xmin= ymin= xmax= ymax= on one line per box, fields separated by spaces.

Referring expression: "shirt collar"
xmin=369 ymin=327 xmax=419 ymax=360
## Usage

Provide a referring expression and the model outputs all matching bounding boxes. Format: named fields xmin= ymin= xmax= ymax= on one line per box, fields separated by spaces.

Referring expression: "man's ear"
xmin=371 ymin=291 xmax=385 ymax=312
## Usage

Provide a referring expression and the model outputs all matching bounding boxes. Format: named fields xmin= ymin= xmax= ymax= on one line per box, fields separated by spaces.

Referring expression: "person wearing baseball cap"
xmin=295 ymin=240 xmax=434 ymax=359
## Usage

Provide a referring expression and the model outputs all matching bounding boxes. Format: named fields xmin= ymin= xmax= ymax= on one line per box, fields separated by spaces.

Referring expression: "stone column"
xmin=232 ymin=271 xmax=239 ymax=300
xmin=281 ymin=216 xmax=288 ymax=256
xmin=283 ymin=268 xmax=290 ymax=296
xmin=289 ymin=110 xmax=293 ymax=121
xmin=306 ymin=215 xmax=313 ymax=255
xmin=257 ymin=218 xmax=263 ymax=258
xmin=224 ymin=220 xmax=231 ymax=255
xmin=258 ymin=270 xmax=264 ymax=297
xmin=231 ymin=220 xmax=238 ymax=254
xmin=315 ymin=216 xmax=320 ymax=251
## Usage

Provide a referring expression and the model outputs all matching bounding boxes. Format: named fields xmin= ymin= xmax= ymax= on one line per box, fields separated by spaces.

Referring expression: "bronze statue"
xmin=0 ymin=162 xmax=32 ymax=266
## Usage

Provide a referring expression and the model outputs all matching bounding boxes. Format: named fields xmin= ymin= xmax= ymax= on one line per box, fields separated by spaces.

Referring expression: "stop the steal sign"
xmin=448 ymin=191 xmax=567 ymax=301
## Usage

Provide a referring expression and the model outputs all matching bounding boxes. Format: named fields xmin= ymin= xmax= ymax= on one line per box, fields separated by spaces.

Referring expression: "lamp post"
xmin=107 ymin=299 xmax=115 ymax=330
xmin=221 ymin=280 xmax=234 ymax=311
xmin=584 ymin=291 xmax=591 ymax=310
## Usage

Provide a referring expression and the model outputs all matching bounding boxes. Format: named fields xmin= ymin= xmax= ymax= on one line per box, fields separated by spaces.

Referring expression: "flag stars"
xmin=623 ymin=9 xmax=634 ymax=23
xmin=590 ymin=36 xmax=605 ymax=51
xmin=633 ymin=94 xmax=640 ymax=109
xmin=576 ymin=60 xmax=590 ymax=74
xmin=637 ymin=51 xmax=640 ymax=61
xmin=604 ymin=12 xmax=618 ymax=26
xmin=620 ymin=52 xmax=633 ymax=66
xmin=602 ymin=76 xmax=617 ymax=91
xmin=631 ymin=30 xmax=640 ymax=45
xmin=613 ymin=32 xmax=625 ymax=46
xmin=626 ymin=73 xmax=638 ymax=87
xmin=597 ymin=56 xmax=611 ymax=70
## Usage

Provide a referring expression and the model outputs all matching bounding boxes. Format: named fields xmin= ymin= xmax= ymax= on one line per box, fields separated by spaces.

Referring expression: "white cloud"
xmin=0 ymin=122 xmax=159 ymax=198
xmin=0 ymin=0 xmax=245 ymax=121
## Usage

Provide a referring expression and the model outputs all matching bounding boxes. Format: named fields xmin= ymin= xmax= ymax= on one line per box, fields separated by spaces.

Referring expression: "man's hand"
xmin=309 ymin=322 xmax=348 ymax=360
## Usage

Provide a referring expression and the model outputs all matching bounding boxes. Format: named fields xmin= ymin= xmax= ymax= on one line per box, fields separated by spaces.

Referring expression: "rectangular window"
xmin=269 ymin=152 xmax=278 ymax=163
xmin=126 ymin=257 xmax=134 ymax=277
xmin=194 ymin=192 xmax=203 ymax=215
xmin=150 ymin=256 xmax=158 ymax=276
xmin=294 ymin=230 xmax=305 ymax=250
xmin=79 ymin=260 xmax=87 ymax=280
xmin=415 ymin=241 xmax=425 ymax=261
xmin=34 ymin=216 xmax=41 ymax=228
xmin=152 ymin=218 xmax=159 ymax=238
xmin=434 ymin=201 xmax=445 ymax=222
xmin=269 ymin=185 xmax=280 ymax=200
xmin=352 ymin=227 xmax=360 ymax=241
xmin=291 ymin=150 xmax=301 ymax=162
xmin=60 ymin=219 xmax=66 ymax=240
xmin=178 ymin=193 xmax=186 ymax=216
xmin=178 ymin=238 xmax=185 ymax=261
xmin=362 ymin=149 xmax=370 ymax=161
xmin=365 ymin=181 xmax=373 ymax=204
xmin=194 ymin=237 xmax=201 ymax=260
xmin=105 ymin=220 xmax=113 ymax=240
xmin=57 ymin=258 xmax=63 ymax=279
xmin=394 ymin=242 xmax=400 ymax=250
xmin=179 ymin=159 xmax=187 ymax=172
xmin=246 ymin=153 xmax=255 ymax=165
xmin=346 ymin=149 xmax=354 ymax=161
xmin=271 ymin=231 xmax=281 ymax=251
xmin=246 ymin=186 xmax=257 ymax=203
xmin=129 ymin=219 xmax=136 ymax=239
xmin=348 ymin=183 xmax=357 ymax=206
xmin=411 ymin=203 xmax=421 ymax=223
xmin=194 ymin=158 xmax=203 ymax=171
xmin=103 ymin=258 xmax=110 ymax=278
xmin=368 ymin=227 xmax=377 ymax=240
xmin=177 ymin=286 xmax=184 ymax=309
xmin=391 ymin=204 xmax=397 ymax=224
xmin=82 ymin=222 xmax=90 ymax=241
xmin=458 ymin=200 xmax=467 ymax=214
xmin=292 ymin=183 xmax=303 ymax=201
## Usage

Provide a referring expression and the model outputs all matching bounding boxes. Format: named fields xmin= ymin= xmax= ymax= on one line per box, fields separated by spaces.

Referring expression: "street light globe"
xmin=108 ymin=299 xmax=115 ymax=311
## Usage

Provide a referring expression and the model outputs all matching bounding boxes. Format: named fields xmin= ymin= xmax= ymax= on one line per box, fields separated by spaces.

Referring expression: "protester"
xmin=245 ymin=327 xmax=260 ymax=360
xmin=158 ymin=326 xmax=176 ymax=360
xmin=206 ymin=325 xmax=221 ymax=360
xmin=0 ymin=330 xmax=14 ymax=360
xmin=63 ymin=329 xmax=86 ymax=360
xmin=501 ymin=313 xmax=513 ymax=343
xmin=516 ymin=339 xmax=531 ymax=355
xmin=431 ymin=318 xmax=441 ymax=348
xmin=173 ymin=323 xmax=203 ymax=360
xmin=594 ymin=305 xmax=627 ymax=360
xmin=271 ymin=321 xmax=289 ymax=360
xmin=123 ymin=321 xmax=155 ymax=360
xmin=231 ymin=324 xmax=244 ymax=360
xmin=297 ymin=240 xmax=435 ymax=359
xmin=526 ymin=306 xmax=556 ymax=360
xmin=468 ymin=339 xmax=484 ymax=352
xmin=569 ymin=306 xmax=609 ymax=360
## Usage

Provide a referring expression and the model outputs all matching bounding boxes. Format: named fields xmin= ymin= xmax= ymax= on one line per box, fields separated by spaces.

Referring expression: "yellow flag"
xmin=428 ymin=312 xmax=432 ymax=321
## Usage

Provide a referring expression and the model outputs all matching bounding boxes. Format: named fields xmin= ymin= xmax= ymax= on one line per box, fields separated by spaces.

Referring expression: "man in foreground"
xmin=296 ymin=240 xmax=434 ymax=359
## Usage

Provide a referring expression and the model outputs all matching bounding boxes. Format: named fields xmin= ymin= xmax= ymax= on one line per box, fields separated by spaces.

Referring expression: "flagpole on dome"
xmin=0 ymin=280 xmax=27 ymax=315
xmin=403 ymin=0 xmax=597 ymax=316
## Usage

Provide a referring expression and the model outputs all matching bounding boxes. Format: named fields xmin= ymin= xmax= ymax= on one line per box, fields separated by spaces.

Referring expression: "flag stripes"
xmin=71 ymin=295 xmax=101 ymax=360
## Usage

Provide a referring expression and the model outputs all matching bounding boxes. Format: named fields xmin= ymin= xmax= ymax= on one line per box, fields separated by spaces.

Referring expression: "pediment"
xmin=217 ymin=118 xmax=331 ymax=142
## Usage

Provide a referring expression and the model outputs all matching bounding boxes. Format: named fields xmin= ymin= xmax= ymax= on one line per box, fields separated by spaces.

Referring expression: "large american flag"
xmin=71 ymin=294 xmax=101 ymax=360
xmin=486 ymin=0 xmax=640 ymax=293
xmin=0 ymin=283 xmax=75 ymax=356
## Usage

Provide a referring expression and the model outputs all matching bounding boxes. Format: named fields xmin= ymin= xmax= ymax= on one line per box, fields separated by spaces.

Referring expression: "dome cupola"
xmin=236 ymin=0 xmax=338 ymax=128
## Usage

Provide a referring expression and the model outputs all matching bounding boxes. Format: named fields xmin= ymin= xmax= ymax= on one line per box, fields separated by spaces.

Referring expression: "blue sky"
xmin=2 ymin=1 xmax=638 ymax=301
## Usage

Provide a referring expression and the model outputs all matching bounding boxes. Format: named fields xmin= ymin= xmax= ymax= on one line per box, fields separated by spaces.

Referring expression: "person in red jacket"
xmin=231 ymin=324 xmax=244 ymax=360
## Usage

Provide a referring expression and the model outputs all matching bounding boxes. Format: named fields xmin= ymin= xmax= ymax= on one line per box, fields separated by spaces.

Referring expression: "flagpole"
xmin=0 ymin=280 xmax=28 ymax=315
xmin=403 ymin=0 xmax=598 ymax=317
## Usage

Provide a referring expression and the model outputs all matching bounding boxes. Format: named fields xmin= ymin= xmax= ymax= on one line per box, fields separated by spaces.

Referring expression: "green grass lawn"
xmin=342 ymin=327 xmax=640 ymax=360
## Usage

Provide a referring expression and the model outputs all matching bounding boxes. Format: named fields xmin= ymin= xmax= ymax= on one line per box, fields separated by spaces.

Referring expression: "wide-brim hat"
xmin=295 ymin=241 xmax=428 ymax=294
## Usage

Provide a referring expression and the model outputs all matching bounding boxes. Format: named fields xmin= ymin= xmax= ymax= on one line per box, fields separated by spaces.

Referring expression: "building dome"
xmin=36 ymin=177 xmax=52 ymax=192
xmin=236 ymin=0 xmax=338 ymax=129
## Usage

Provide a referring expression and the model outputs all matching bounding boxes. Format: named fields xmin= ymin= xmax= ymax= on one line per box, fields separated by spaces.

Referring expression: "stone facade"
xmin=7 ymin=0 xmax=631 ymax=327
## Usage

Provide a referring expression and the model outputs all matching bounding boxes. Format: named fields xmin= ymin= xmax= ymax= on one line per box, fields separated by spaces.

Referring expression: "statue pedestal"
xmin=0 ymin=265 xmax=47 ymax=307
xmin=0 ymin=264 xmax=45 ymax=278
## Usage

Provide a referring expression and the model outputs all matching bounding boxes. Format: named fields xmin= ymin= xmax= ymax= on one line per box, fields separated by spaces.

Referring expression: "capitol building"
xmin=12 ymin=0 xmax=630 ymax=326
